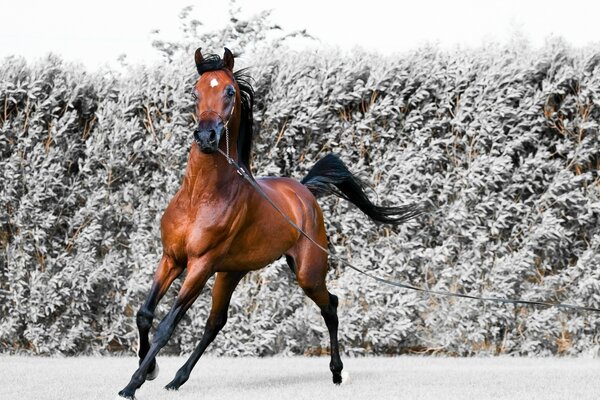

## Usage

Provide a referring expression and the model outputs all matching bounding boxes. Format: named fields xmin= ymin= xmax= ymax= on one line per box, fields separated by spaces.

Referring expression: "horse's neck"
xmin=181 ymin=143 xmax=240 ymax=203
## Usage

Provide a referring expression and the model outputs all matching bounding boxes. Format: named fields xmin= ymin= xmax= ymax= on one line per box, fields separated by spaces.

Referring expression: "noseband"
xmin=195 ymin=101 xmax=236 ymax=158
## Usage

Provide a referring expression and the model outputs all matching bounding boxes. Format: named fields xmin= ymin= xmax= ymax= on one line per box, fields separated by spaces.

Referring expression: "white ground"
xmin=1 ymin=356 xmax=599 ymax=400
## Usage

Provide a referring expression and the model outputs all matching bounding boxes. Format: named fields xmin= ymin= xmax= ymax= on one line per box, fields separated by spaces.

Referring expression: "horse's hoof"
xmin=117 ymin=389 xmax=135 ymax=399
xmin=146 ymin=362 xmax=160 ymax=381
xmin=165 ymin=376 xmax=186 ymax=391
xmin=332 ymin=372 xmax=342 ymax=385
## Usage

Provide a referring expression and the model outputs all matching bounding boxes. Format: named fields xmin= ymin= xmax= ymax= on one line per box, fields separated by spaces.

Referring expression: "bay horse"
xmin=118 ymin=47 xmax=420 ymax=399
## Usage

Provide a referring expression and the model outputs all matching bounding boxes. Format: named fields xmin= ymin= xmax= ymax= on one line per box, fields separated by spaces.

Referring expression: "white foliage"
xmin=1 ymin=17 xmax=599 ymax=357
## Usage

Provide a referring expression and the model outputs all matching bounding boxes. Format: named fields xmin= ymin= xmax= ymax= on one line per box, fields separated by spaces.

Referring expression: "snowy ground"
xmin=1 ymin=356 xmax=599 ymax=400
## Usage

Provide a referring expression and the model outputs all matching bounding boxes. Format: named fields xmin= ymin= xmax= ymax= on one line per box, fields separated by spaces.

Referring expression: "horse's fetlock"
xmin=136 ymin=308 xmax=153 ymax=330
xmin=330 ymin=359 xmax=343 ymax=373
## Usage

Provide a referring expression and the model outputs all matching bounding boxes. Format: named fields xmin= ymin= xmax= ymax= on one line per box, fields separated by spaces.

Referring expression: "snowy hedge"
xmin=1 ymin=15 xmax=599 ymax=356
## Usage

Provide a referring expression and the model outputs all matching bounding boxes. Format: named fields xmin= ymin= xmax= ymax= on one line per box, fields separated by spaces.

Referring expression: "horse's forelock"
xmin=196 ymin=54 xmax=226 ymax=75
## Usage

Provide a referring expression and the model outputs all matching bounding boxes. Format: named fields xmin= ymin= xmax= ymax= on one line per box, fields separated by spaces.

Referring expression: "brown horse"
xmin=118 ymin=48 xmax=420 ymax=399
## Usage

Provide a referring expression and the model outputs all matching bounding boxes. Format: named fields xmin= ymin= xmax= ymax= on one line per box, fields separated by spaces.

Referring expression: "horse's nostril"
xmin=208 ymin=129 xmax=218 ymax=143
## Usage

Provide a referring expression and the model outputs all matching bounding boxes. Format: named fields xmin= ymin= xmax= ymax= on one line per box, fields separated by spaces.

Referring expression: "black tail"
xmin=301 ymin=154 xmax=422 ymax=225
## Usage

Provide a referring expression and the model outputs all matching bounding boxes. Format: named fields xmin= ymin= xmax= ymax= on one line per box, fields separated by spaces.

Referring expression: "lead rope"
xmin=218 ymin=150 xmax=600 ymax=313
xmin=215 ymin=136 xmax=600 ymax=313
xmin=217 ymin=150 xmax=600 ymax=313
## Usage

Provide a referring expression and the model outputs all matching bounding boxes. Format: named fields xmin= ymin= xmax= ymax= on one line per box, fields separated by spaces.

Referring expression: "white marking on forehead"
xmin=210 ymin=78 xmax=219 ymax=88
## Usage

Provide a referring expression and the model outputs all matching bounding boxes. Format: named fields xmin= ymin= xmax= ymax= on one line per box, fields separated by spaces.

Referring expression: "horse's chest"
xmin=160 ymin=202 xmax=231 ymax=260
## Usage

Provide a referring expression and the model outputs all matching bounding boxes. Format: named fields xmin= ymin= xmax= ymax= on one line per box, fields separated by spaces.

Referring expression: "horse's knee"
xmin=136 ymin=308 xmax=153 ymax=331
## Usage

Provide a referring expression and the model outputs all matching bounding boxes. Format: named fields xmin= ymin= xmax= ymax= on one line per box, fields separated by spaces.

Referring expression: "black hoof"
xmin=118 ymin=389 xmax=135 ymax=399
xmin=165 ymin=370 xmax=189 ymax=391
xmin=165 ymin=381 xmax=182 ymax=391
xmin=332 ymin=372 xmax=342 ymax=385
xmin=146 ymin=362 xmax=160 ymax=381
xmin=165 ymin=375 xmax=187 ymax=391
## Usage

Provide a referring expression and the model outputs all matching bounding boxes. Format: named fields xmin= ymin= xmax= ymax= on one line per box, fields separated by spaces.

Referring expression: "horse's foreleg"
xmin=119 ymin=260 xmax=212 ymax=399
xmin=135 ymin=256 xmax=183 ymax=380
xmin=165 ymin=271 xmax=247 ymax=391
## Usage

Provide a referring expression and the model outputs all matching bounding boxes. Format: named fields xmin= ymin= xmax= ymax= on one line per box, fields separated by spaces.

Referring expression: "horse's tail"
xmin=300 ymin=153 xmax=422 ymax=225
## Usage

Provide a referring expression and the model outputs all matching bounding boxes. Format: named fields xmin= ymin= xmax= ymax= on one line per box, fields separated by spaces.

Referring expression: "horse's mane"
xmin=196 ymin=54 xmax=255 ymax=175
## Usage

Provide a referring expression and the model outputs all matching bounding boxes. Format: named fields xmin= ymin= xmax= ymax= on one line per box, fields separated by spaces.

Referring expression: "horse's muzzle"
xmin=194 ymin=121 xmax=223 ymax=153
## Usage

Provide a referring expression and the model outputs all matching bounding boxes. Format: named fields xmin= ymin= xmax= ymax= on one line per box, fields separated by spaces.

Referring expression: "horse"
xmin=118 ymin=47 xmax=421 ymax=399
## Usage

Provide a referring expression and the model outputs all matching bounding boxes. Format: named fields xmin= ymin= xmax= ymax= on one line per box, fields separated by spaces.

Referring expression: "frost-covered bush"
xmin=1 ymin=13 xmax=599 ymax=356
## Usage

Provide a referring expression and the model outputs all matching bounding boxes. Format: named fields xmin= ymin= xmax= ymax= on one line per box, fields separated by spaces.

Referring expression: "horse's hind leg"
xmin=291 ymin=250 xmax=344 ymax=384
xmin=136 ymin=255 xmax=183 ymax=379
xmin=165 ymin=271 xmax=247 ymax=391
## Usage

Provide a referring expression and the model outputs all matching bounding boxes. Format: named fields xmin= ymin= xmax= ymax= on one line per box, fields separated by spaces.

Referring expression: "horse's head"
xmin=192 ymin=47 xmax=239 ymax=154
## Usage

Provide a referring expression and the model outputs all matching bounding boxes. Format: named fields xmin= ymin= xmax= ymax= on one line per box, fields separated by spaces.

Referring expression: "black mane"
xmin=196 ymin=54 xmax=255 ymax=175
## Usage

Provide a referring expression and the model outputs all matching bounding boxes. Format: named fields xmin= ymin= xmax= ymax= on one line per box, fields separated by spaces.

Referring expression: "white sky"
xmin=1 ymin=0 xmax=599 ymax=70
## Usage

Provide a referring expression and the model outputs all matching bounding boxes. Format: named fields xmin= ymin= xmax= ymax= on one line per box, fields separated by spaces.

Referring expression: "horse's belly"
xmin=217 ymin=247 xmax=288 ymax=272
xmin=217 ymin=217 xmax=298 ymax=271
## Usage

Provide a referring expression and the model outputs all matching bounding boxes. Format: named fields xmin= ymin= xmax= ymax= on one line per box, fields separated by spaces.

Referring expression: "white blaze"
xmin=210 ymin=78 xmax=219 ymax=87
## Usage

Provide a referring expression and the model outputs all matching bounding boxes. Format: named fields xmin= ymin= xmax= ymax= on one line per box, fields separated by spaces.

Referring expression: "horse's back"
xmin=255 ymin=175 xmax=327 ymax=249
xmin=255 ymin=176 xmax=322 ymax=224
xmin=256 ymin=176 xmax=315 ymax=201
xmin=217 ymin=176 xmax=325 ymax=269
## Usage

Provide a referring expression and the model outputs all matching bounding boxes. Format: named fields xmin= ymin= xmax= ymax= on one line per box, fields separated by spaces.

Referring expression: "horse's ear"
xmin=194 ymin=48 xmax=203 ymax=74
xmin=223 ymin=47 xmax=234 ymax=71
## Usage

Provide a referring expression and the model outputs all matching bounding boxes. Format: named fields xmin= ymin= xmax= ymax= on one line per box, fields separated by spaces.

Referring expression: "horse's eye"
xmin=191 ymin=91 xmax=198 ymax=100
xmin=226 ymin=86 xmax=236 ymax=98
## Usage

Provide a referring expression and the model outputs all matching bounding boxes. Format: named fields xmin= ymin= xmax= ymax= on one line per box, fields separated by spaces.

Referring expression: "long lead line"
xmin=217 ymin=148 xmax=600 ymax=314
